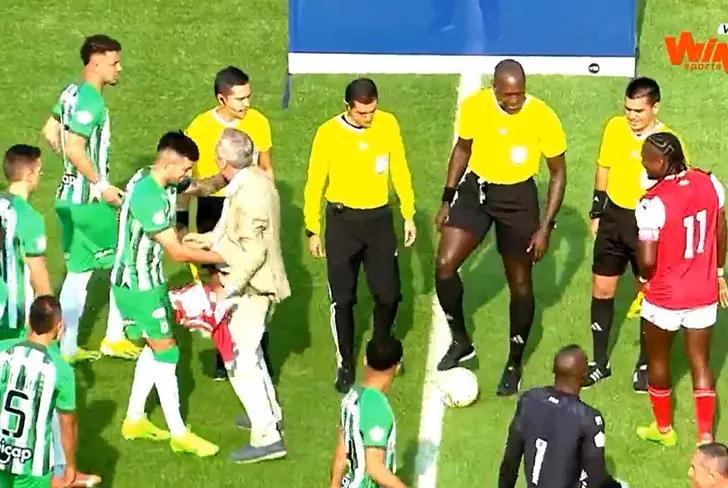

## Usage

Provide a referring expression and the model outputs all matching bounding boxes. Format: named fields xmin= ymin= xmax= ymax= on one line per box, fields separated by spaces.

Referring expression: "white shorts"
xmin=641 ymin=299 xmax=717 ymax=332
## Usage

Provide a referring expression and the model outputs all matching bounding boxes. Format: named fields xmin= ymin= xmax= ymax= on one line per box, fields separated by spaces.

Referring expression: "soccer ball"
xmin=436 ymin=367 xmax=479 ymax=407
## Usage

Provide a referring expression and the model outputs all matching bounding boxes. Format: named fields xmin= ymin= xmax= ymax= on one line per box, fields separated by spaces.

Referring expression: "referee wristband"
xmin=589 ymin=190 xmax=607 ymax=219
xmin=442 ymin=187 xmax=456 ymax=204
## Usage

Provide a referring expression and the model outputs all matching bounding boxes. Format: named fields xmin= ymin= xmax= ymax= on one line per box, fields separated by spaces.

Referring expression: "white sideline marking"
xmin=414 ymin=72 xmax=482 ymax=488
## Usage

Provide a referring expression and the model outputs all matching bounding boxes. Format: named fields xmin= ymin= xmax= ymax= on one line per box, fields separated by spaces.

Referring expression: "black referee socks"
xmin=507 ymin=291 xmax=535 ymax=366
xmin=591 ymin=297 xmax=615 ymax=366
xmin=435 ymin=274 xmax=469 ymax=344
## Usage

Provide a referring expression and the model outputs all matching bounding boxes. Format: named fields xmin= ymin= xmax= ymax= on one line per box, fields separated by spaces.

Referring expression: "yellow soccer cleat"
xmin=100 ymin=338 xmax=141 ymax=360
xmin=170 ymin=429 xmax=219 ymax=457
xmin=636 ymin=422 xmax=678 ymax=447
xmin=626 ymin=291 xmax=644 ymax=319
xmin=62 ymin=347 xmax=102 ymax=364
xmin=122 ymin=415 xmax=171 ymax=441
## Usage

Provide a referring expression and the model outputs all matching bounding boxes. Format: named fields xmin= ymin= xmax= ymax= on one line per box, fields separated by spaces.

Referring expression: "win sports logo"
xmin=664 ymin=25 xmax=728 ymax=72
xmin=0 ymin=439 xmax=32 ymax=464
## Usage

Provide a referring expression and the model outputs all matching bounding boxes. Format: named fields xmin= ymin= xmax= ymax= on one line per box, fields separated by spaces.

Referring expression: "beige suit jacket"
xmin=189 ymin=167 xmax=291 ymax=302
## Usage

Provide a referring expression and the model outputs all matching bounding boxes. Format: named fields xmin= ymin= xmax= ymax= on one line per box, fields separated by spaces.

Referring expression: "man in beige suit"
xmin=184 ymin=127 xmax=289 ymax=464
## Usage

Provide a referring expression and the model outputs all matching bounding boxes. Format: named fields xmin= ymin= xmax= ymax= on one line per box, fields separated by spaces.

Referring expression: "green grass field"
xmin=1 ymin=0 xmax=727 ymax=486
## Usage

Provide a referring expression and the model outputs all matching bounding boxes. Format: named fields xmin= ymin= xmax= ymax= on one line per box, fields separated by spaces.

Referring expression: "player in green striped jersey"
xmin=0 ymin=145 xmax=52 ymax=340
xmin=41 ymin=34 xmax=139 ymax=364
xmin=0 ymin=296 xmax=77 ymax=488
xmin=330 ymin=337 xmax=404 ymax=488
xmin=113 ymin=131 xmax=225 ymax=457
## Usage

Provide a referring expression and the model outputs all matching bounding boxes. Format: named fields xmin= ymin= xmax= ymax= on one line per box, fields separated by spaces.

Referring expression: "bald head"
xmin=494 ymin=59 xmax=525 ymax=87
xmin=492 ymin=59 xmax=526 ymax=114
xmin=553 ymin=344 xmax=588 ymax=383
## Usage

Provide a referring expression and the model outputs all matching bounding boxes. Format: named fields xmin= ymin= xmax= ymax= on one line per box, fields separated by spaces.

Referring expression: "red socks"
xmin=648 ymin=385 xmax=672 ymax=432
xmin=694 ymin=388 xmax=717 ymax=438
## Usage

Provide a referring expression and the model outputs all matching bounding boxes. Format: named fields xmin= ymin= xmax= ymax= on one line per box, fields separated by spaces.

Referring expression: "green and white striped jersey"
xmin=111 ymin=168 xmax=176 ymax=291
xmin=340 ymin=386 xmax=397 ymax=488
xmin=0 ymin=194 xmax=46 ymax=338
xmin=51 ymin=81 xmax=111 ymax=205
xmin=0 ymin=341 xmax=75 ymax=477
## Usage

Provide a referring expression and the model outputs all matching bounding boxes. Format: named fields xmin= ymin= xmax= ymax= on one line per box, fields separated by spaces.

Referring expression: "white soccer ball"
xmin=436 ymin=367 xmax=479 ymax=407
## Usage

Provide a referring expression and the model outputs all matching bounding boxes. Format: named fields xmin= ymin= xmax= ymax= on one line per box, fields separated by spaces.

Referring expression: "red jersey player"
xmin=634 ymin=132 xmax=728 ymax=447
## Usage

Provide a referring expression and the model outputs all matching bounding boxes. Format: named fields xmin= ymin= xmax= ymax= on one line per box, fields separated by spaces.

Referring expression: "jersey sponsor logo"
xmin=369 ymin=426 xmax=386 ymax=442
xmin=664 ymin=31 xmax=728 ymax=72
xmin=0 ymin=439 xmax=32 ymax=465
xmin=36 ymin=236 xmax=46 ymax=252
xmin=509 ymin=146 xmax=528 ymax=165
xmin=60 ymin=174 xmax=77 ymax=185
xmin=152 ymin=307 xmax=166 ymax=319
xmin=75 ymin=110 xmax=94 ymax=125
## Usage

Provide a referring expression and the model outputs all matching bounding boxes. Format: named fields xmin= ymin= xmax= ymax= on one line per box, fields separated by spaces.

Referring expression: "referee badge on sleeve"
xmin=510 ymin=146 xmax=528 ymax=165
xmin=375 ymin=155 xmax=389 ymax=174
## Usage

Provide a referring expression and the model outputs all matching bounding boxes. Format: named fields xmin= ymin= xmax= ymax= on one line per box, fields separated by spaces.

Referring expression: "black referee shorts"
xmin=196 ymin=196 xmax=224 ymax=233
xmin=592 ymin=198 xmax=639 ymax=277
xmin=325 ymin=204 xmax=401 ymax=306
xmin=445 ymin=172 xmax=539 ymax=258
xmin=196 ymin=196 xmax=224 ymax=271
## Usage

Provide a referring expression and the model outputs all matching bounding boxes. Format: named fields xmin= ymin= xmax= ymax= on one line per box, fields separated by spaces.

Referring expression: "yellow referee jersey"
xmin=186 ymin=107 xmax=272 ymax=197
xmin=597 ymin=116 xmax=688 ymax=210
xmin=457 ymin=88 xmax=567 ymax=185
xmin=303 ymin=111 xmax=415 ymax=236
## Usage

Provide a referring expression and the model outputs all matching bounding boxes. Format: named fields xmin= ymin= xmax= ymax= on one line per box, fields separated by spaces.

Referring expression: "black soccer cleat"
xmin=213 ymin=366 xmax=228 ymax=382
xmin=582 ymin=361 xmax=612 ymax=388
xmin=437 ymin=341 xmax=476 ymax=371
xmin=633 ymin=364 xmax=648 ymax=393
xmin=496 ymin=363 xmax=522 ymax=397
xmin=335 ymin=365 xmax=355 ymax=394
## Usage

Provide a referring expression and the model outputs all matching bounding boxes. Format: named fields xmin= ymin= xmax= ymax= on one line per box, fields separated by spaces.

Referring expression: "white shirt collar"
xmin=224 ymin=167 xmax=250 ymax=197
xmin=212 ymin=109 xmax=240 ymax=128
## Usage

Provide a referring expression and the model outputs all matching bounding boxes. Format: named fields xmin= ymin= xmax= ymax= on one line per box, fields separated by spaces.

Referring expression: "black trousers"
xmin=325 ymin=204 xmax=402 ymax=368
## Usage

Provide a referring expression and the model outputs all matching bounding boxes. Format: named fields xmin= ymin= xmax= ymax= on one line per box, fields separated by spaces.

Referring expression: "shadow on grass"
xmin=75 ymin=361 xmax=120 ymax=486
xmin=268 ymin=181 xmax=314 ymax=383
xmin=458 ymin=204 xmax=587 ymax=373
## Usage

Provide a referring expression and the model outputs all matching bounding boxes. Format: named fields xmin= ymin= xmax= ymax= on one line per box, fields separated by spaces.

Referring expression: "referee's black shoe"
xmin=335 ymin=364 xmax=355 ymax=394
xmin=437 ymin=341 xmax=476 ymax=371
xmin=582 ymin=362 xmax=612 ymax=388
xmin=633 ymin=364 xmax=648 ymax=393
xmin=496 ymin=363 xmax=522 ymax=397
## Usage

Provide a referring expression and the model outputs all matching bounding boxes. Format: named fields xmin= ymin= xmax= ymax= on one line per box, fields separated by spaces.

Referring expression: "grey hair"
xmin=216 ymin=128 xmax=255 ymax=169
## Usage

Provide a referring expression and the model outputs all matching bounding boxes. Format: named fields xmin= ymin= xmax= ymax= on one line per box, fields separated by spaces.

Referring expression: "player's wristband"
xmin=442 ymin=187 xmax=456 ymax=204
xmin=93 ymin=179 xmax=110 ymax=194
xmin=718 ymin=268 xmax=725 ymax=278
xmin=589 ymin=190 xmax=607 ymax=219
xmin=176 ymin=210 xmax=190 ymax=228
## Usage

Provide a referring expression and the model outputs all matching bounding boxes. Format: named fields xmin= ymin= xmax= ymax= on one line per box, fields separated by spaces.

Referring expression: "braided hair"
xmin=644 ymin=132 xmax=687 ymax=176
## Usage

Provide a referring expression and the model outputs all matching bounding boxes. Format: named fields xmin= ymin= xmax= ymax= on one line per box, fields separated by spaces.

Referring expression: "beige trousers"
xmin=227 ymin=294 xmax=283 ymax=446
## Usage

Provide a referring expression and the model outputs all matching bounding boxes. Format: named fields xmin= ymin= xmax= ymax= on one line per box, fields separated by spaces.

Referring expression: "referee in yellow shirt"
xmin=434 ymin=60 xmax=567 ymax=397
xmin=585 ymin=77 xmax=688 ymax=391
xmin=181 ymin=66 xmax=273 ymax=379
xmin=304 ymin=78 xmax=416 ymax=394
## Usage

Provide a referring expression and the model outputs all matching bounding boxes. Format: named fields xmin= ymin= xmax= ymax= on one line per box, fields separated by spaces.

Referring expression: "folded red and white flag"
xmin=169 ymin=283 xmax=235 ymax=366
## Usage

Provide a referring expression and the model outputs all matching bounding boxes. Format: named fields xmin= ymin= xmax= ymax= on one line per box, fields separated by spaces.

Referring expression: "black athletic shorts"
xmin=196 ymin=196 xmax=224 ymax=233
xmin=445 ymin=171 xmax=539 ymax=257
xmin=592 ymin=198 xmax=638 ymax=277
